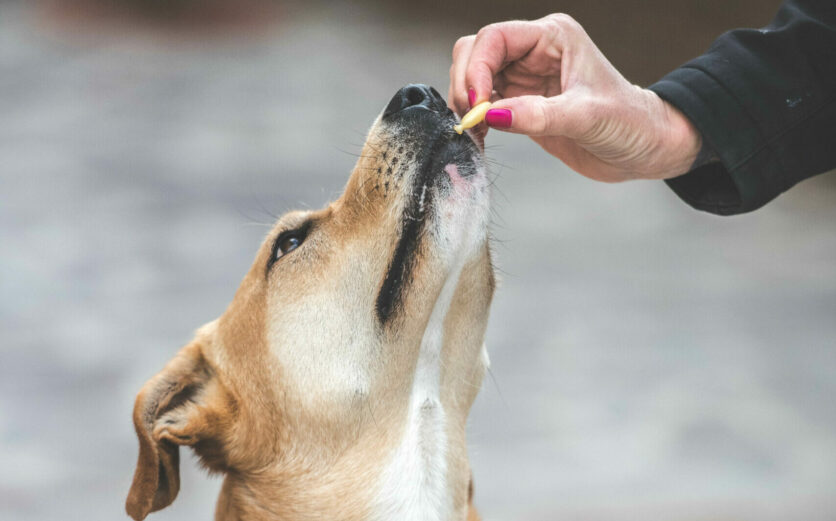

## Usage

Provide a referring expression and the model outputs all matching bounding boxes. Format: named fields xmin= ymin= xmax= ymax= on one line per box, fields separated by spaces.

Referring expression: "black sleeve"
xmin=648 ymin=0 xmax=836 ymax=215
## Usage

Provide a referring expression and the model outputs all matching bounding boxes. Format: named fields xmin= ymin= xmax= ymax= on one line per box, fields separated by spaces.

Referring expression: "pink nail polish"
xmin=467 ymin=88 xmax=476 ymax=107
xmin=485 ymin=108 xmax=512 ymax=128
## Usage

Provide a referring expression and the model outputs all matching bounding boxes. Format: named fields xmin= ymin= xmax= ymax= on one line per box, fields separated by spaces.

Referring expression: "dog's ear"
xmin=126 ymin=337 xmax=230 ymax=521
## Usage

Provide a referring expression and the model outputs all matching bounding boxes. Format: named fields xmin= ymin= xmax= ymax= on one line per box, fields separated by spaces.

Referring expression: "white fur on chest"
xmin=371 ymin=264 xmax=463 ymax=521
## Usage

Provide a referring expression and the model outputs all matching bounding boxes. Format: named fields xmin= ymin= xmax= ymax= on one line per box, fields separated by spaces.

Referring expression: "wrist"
xmin=656 ymin=97 xmax=702 ymax=179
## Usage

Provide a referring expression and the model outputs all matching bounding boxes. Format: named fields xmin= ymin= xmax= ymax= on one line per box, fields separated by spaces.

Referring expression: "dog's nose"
xmin=383 ymin=84 xmax=446 ymax=119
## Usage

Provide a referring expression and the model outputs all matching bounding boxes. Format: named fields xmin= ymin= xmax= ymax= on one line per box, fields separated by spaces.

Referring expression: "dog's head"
xmin=126 ymin=85 xmax=494 ymax=520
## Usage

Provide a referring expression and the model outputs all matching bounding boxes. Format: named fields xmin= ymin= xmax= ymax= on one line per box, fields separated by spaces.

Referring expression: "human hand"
xmin=448 ymin=14 xmax=702 ymax=182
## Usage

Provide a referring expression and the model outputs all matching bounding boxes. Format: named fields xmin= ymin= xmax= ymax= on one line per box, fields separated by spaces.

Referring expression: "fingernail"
xmin=485 ymin=108 xmax=512 ymax=128
xmin=467 ymin=88 xmax=476 ymax=107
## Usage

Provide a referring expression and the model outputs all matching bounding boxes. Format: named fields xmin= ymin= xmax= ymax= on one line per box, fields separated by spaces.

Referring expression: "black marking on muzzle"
xmin=375 ymin=135 xmax=449 ymax=324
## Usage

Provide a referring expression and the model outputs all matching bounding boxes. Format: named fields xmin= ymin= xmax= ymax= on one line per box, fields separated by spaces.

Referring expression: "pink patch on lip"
xmin=445 ymin=163 xmax=469 ymax=192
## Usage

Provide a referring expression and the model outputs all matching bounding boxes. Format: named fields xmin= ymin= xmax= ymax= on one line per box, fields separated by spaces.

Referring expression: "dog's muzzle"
xmin=374 ymin=85 xmax=484 ymax=325
xmin=381 ymin=83 xmax=479 ymax=174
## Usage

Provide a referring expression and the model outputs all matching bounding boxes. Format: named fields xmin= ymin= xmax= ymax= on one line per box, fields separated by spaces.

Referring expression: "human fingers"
xmin=483 ymin=94 xmax=583 ymax=138
xmin=464 ymin=16 xmax=568 ymax=105
xmin=448 ymin=34 xmax=476 ymax=116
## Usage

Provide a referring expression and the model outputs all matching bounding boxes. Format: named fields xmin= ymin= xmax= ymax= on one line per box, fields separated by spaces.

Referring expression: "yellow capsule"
xmin=453 ymin=101 xmax=492 ymax=134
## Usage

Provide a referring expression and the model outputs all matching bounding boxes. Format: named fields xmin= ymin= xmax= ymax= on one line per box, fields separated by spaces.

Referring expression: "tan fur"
xmin=127 ymin=109 xmax=493 ymax=521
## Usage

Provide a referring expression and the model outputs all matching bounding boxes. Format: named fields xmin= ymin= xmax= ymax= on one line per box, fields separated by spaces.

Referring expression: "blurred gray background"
xmin=2 ymin=0 xmax=835 ymax=519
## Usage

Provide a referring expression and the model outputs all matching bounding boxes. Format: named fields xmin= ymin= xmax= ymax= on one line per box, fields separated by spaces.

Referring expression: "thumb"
xmin=486 ymin=95 xmax=578 ymax=137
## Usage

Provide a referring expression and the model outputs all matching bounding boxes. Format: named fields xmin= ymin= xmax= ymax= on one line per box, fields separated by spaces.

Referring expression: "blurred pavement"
xmin=1 ymin=1 xmax=835 ymax=520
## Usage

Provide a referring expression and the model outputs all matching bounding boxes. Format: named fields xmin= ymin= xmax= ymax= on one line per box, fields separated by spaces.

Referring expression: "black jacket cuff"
xmin=650 ymin=66 xmax=787 ymax=215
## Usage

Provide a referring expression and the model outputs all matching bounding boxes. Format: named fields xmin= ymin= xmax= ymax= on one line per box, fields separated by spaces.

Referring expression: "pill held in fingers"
xmin=453 ymin=101 xmax=492 ymax=134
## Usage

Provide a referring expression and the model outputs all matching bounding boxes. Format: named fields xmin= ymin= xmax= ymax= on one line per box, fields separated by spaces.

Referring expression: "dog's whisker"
xmin=486 ymin=367 xmax=509 ymax=411
xmin=365 ymin=398 xmax=381 ymax=431
xmin=240 ymin=221 xmax=278 ymax=229
xmin=334 ymin=147 xmax=382 ymax=160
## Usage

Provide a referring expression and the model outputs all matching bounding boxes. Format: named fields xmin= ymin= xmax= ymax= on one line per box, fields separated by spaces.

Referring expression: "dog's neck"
xmin=214 ymin=261 xmax=483 ymax=521
xmin=214 ymin=398 xmax=473 ymax=521
xmin=370 ymin=260 xmax=469 ymax=521
xmin=214 ymin=434 xmax=472 ymax=521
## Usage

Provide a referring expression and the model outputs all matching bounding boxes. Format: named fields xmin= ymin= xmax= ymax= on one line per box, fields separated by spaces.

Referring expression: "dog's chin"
xmin=417 ymin=125 xmax=489 ymax=243
xmin=391 ymin=110 xmax=488 ymax=214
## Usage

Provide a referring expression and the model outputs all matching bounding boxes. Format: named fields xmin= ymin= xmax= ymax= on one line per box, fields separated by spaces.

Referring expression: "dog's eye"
xmin=267 ymin=222 xmax=313 ymax=274
xmin=276 ymin=232 xmax=304 ymax=259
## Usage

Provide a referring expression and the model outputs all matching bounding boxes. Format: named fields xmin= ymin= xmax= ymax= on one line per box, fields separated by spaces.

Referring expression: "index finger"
xmin=465 ymin=20 xmax=552 ymax=104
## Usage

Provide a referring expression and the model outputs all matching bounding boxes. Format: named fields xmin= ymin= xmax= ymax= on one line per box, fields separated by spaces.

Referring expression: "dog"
xmin=126 ymin=84 xmax=495 ymax=521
